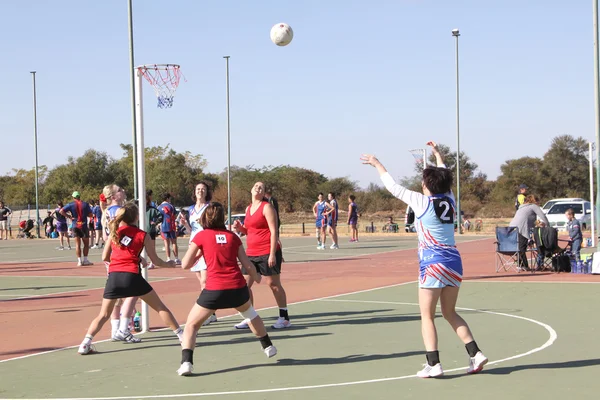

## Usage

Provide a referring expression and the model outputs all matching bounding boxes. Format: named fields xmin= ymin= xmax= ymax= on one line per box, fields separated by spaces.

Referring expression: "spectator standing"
xmin=0 ymin=201 xmax=12 ymax=240
xmin=509 ymin=194 xmax=549 ymax=271
xmin=565 ymin=208 xmax=583 ymax=260
xmin=514 ymin=184 xmax=528 ymax=211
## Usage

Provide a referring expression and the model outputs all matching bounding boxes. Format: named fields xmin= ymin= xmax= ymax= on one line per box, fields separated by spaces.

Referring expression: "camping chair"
xmin=532 ymin=226 xmax=571 ymax=272
xmin=494 ymin=226 xmax=521 ymax=272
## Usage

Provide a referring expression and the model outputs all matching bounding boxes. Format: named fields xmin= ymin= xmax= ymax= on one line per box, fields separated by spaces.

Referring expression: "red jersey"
xmin=245 ymin=201 xmax=277 ymax=256
xmin=109 ymin=225 xmax=146 ymax=274
xmin=192 ymin=229 xmax=246 ymax=290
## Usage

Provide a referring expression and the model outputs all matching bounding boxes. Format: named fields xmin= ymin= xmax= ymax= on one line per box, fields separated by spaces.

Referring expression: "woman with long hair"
xmin=232 ymin=182 xmax=291 ymax=330
xmin=179 ymin=182 xmax=217 ymax=325
xmin=509 ymin=194 xmax=549 ymax=271
xmin=178 ymin=202 xmax=276 ymax=376
xmin=77 ymin=202 xmax=183 ymax=355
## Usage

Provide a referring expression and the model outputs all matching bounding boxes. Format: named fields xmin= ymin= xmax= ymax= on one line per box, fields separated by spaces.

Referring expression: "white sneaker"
xmin=317 ymin=245 xmax=325 ymax=250
xmin=330 ymin=243 xmax=339 ymax=249
xmin=147 ymin=262 xmax=155 ymax=269
xmin=175 ymin=258 xmax=182 ymax=266
xmin=77 ymin=260 xmax=83 ymax=267
xmin=56 ymin=246 xmax=64 ymax=251
xmin=272 ymin=317 xmax=291 ymax=329
xmin=112 ymin=330 xmax=142 ymax=343
xmin=234 ymin=319 xmax=250 ymax=329
xmin=417 ymin=363 xmax=444 ymax=378
xmin=264 ymin=345 xmax=277 ymax=358
xmin=90 ymin=245 xmax=98 ymax=249
xmin=81 ymin=260 xmax=93 ymax=266
xmin=467 ymin=352 xmax=488 ymax=374
xmin=77 ymin=342 xmax=96 ymax=355
xmin=177 ymin=362 xmax=193 ymax=376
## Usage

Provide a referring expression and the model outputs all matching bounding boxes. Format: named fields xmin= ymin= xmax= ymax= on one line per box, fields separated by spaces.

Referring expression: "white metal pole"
xmin=452 ymin=29 xmax=462 ymax=234
xmin=423 ymin=149 xmax=427 ymax=168
xmin=31 ymin=71 xmax=41 ymax=239
xmin=590 ymin=142 xmax=596 ymax=247
xmin=128 ymin=0 xmax=138 ymax=199
xmin=594 ymin=0 xmax=600 ymax=251
xmin=224 ymin=56 xmax=232 ymax=227
xmin=134 ymin=67 xmax=149 ymax=333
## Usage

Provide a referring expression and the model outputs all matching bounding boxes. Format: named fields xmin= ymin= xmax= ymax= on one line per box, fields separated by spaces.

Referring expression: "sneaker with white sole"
xmin=90 ymin=245 xmax=98 ymax=249
xmin=112 ymin=330 xmax=142 ymax=343
xmin=177 ymin=362 xmax=193 ymax=376
xmin=174 ymin=258 xmax=182 ymax=266
xmin=56 ymin=246 xmax=64 ymax=251
xmin=264 ymin=345 xmax=277 ymax=358
xmin=234 ymin=319 xmax=250 ymax=329
xmin=417 ymin=363 xmax=444 ymax=378
xmin=81 ymin=260 xmax=93 ymax=266
xmin=467 ymin=352 xmax=488 ymax=374
xmin=77 ymin=261 xmax=83 ymax=267
xmin=317 ymin=245 xmax=325 ymax=250
xmin=77 ymin=342 xmax=96 ymax=355
xmin=330 ymin=243 xmax=339 ymax=249
xmin=272 ymin=317 xmax=291 ymax=329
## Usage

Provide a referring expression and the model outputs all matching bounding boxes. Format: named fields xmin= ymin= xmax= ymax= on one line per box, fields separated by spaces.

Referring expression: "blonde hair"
xmin=109 ymin=202 xmax=139 ymax=247
xmin=101 ymin=184 xmax=120 ymax=229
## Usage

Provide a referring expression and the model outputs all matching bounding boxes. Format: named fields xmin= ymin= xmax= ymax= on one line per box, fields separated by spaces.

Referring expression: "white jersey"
xmin=188 ymin=203 xmax=209 ymax=271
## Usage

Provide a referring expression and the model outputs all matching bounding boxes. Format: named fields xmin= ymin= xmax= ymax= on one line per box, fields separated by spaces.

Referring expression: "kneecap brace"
xmin=239 ymin=306 xmax=258 ymax=321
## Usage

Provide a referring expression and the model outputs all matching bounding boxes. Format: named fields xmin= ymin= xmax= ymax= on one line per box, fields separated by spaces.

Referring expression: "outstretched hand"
xmin=426 ymin=141 xmax=440 ymax=154
xmin=360 ymin=154 xmax=380 ymax=167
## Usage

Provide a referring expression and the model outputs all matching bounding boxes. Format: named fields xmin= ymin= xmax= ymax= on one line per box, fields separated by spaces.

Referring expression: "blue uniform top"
xmin=62 ymin=200 xmax=93 ymax=228
xmin=157 ymin=202 xmax=176 ymax=233
xmin=316 ymin=201 xmax=327 ymax=224
xmin=92 ymin=205 xmax=102 ymax=222
xmin=328 ymin=199 xmax=339 ymax=223
xmin=380 ymin=171 xmax=462 ymax=286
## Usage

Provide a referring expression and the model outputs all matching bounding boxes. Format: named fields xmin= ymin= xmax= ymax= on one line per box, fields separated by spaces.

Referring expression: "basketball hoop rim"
xmin=136 ymin=64 xmax=181 ymax=71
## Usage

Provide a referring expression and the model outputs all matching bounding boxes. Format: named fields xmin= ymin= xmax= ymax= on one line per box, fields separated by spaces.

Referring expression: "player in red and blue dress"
xmin=361 ymin=141 xmax=487 ymax=378
xmin=77 ymin=202 xmax=183 ymax=355
xmin=178 ymin=202 xmax=277 ymax=376
xmin=313 ymin=193 xmax=333 ymax=250
xmin=91 ymin=200 xmax=104 ymax=248
xmin=53 ymin=201 xmax=71 ymax=250
xmin=157 ymin=193 xmax=180 ymax=264
xmin=60 ymin=191 xmax=94 ymax=266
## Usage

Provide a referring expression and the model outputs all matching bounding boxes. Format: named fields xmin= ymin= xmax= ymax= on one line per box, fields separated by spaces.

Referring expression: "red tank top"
xmin=245 ymin=201 xmax=273 ymax=256
xmin=109 ymin=225 xmax=146 ymax=274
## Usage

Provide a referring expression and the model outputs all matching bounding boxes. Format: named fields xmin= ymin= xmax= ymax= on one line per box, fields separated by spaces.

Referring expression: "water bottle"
xmin=576 ymin=260 xmax=583 ymax=274
xmin=133 ymin=312 xmax=141 ymax=332
xmin=571 ymin=259 xmax=577 ymax=273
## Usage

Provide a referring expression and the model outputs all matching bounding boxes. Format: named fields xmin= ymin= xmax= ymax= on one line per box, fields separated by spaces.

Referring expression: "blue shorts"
xmin=162 ymin=231 xmax=177 ymax=240
xmin=94 ymin=222 xmax=102 ymax=231
xmin=419 ymin=261 xmax=462 ymax=289
xmin=316 ymin=217 xmax=327 ymax=229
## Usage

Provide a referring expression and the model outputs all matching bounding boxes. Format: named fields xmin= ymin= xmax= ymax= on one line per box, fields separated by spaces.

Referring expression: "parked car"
xmin=545 ymin=200 xmax=591 ymax=231
xmin=227 ymin=213 xmax=246 ymax=236
xmin=541 ymin=198 xmax=584 ymax=214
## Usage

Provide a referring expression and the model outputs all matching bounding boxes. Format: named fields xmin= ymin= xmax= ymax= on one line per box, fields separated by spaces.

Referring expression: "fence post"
xmin=371 ymin=221 xmax=374 ymax=233
xmin=302 ymin=223 xmax=305 ymax=234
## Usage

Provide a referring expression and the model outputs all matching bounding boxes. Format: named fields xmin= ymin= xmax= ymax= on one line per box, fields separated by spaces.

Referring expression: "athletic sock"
xmin=83 ymin=256 xmax=89 ymax=263
xmin=119 ymin=318 xmax=131 ymax=333
xmin=77 ymin=257 xmax=82 ymax=263
xmin=83 ymin=334 xmax=93 ymax=345
xmin=426 ymin=351 xmax=440 ymax=366
xmin=181 ymin=348 xmax=194 ymax=364
xmin=279 ymin=308 xmax=289 ymax=321
xmin=111 ymin=319 xmax=120 ymax=336
xmin=259 ymin=334 xmax=273 ymax=350
xmin=465 ymin=341 xmax=481 ymax=358
xmin=174 ymin=327 xmax=183 ymax=340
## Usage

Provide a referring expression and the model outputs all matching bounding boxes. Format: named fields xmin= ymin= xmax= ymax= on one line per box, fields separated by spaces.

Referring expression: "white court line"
xmin=465 ymin=279 xmax=600 ymax=284
xmin=0 ymin=290 xmax=557 ymax=400
xmin=0 ymin=276 xmax=184 ymax=302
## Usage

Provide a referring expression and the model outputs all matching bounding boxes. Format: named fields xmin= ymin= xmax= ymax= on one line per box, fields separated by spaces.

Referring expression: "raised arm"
xmin=427 ymin=141 xmax=446 ymax=168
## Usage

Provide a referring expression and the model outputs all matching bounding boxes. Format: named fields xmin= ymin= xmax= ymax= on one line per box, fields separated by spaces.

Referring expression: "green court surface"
xmin=1 ymin=281 xmax=598 ymax=400
xmin=0 ymin=276 xmax=177 ymax=301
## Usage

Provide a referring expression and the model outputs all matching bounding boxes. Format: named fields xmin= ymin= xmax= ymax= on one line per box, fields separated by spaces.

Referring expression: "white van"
xmin=541 ymin=198 xmax=584 ymax=214
xmin=545 ymin=200 xmax=591 ymax=231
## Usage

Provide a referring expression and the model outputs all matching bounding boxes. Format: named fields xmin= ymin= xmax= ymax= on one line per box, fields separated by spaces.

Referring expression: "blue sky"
xmin=0 ymin=0 xmax=597 ymax=188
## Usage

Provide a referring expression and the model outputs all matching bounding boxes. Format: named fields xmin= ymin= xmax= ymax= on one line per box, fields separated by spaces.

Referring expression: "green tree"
xmin=541 ymin=135 xmax=589 ymax=198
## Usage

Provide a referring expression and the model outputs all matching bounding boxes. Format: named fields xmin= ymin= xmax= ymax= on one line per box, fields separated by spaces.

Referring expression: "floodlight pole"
xmin=30 ymin=71 xmax=41 ymax=239
xmin=224 ymin=56 xmax=232 ymax=228
xmin=134 ymin=67 xmax=149 ymax=333
xmin=128 ymin=0 xmax=138 ymax=199
xmin=594 ymin=0 xmax=600 ymax=250
xmin=452 ymin=28 xmax=462 ymax=234
xmin=590 ymin=142 xmax=596 ymax=247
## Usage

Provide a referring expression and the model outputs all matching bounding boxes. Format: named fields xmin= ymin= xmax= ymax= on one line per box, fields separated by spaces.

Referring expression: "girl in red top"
xmin=178 ymin=202 xmax=277 ymax=376
xmin=77 ymin=202 xmax=183 ymax=355
xmin=232 ymin=181 xmax=291 ymax=330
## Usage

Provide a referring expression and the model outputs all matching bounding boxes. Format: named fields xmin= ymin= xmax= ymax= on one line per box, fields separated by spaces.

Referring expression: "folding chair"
xmin=494 ymin=226 xmax=521 ymax=272
xmin=532 ymin=226 xmax=571 ymax=272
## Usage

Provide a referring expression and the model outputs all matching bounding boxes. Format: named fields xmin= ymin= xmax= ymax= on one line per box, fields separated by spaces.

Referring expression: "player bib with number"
xmin=215 ymin=234 xmax=227 ymax=244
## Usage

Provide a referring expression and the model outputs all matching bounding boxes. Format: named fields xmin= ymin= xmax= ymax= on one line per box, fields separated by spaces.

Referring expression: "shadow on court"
xmin=0 ymin=285 xmax=84 ymax=291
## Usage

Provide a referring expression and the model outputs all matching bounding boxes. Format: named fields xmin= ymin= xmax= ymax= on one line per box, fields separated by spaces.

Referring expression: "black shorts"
xmin=242 ymin=248 xmax=283 ymax=276
xmin=196 ymin=286 xmax=250 ymax=310
xmin=103 ymin=272 xmax=153 ymax=299
xmin=73 ymin=225 xmax=90 ymax=239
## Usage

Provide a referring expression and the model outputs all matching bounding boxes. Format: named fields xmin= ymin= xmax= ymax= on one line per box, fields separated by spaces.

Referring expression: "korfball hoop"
xmin=137 ymin=64 xmax=184 ymax=108
xmin=409 ymin=148 xmax=427 ymax=168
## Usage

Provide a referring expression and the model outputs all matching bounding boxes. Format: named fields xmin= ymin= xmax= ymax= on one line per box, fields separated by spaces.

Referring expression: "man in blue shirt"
xmin=60 ymin=191 xmax=94 ymax=266
xmin=157 ymin=193 xmax=180 ymax=265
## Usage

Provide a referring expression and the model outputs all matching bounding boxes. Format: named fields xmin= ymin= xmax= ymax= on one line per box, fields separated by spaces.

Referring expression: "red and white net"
xmin=139 ymin=64 xmax=184 ymax=108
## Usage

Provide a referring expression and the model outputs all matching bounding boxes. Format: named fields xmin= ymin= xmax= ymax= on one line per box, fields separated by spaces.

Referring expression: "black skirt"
xmin=196 ymin=286 xmax=250 ymax=310
xmin=103 ymin=272 xmax=153 ymax=299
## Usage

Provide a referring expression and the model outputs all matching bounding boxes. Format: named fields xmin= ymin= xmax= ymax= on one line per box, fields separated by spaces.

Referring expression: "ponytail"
xmin=108 ymin=202 xmax=139 ymax=247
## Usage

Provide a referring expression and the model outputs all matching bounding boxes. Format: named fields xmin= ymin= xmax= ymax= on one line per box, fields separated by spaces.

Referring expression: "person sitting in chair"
xmin=509 ymin=195 xmax=549 ymax=271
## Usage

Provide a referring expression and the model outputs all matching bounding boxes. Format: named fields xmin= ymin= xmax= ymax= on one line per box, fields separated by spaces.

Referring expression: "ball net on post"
xmin=134 ymin=64 xmax=184 ymax=332
xmin=138 ymin=64 xmax=185 ymax=108
xmin=409 ymin=148 xmax=427 ymax=170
